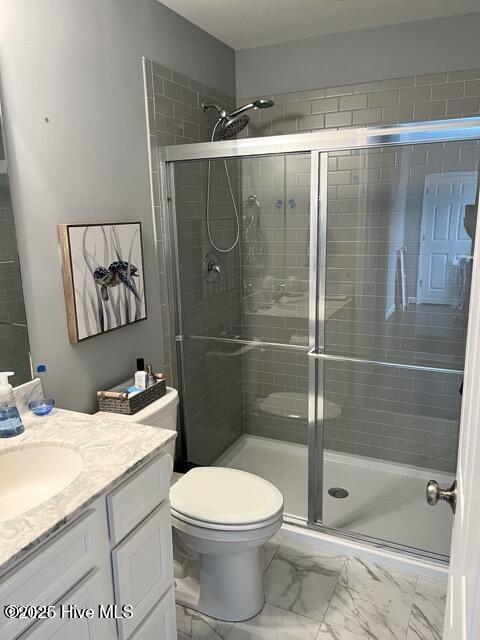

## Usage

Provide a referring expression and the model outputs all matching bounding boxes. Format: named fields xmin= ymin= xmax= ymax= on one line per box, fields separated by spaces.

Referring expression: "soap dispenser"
xmin=0 ymin=371 xmax=24 ymax=438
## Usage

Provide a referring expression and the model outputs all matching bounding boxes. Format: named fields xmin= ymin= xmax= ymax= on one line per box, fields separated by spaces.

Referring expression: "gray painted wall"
xmin=0 ymin=0 xmax=234 ymax=412
xmin=236 ymin=12 xmax=480 ymax=98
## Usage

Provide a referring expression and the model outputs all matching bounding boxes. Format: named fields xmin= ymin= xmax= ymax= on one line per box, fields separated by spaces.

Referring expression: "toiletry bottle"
xmin=36 ymin=364 xmax=48 ymax=397
xmin=146 ymin=364 xmax=156 ymax=388
xmin=134 ymin=358 xmax=147 ymax=390
xmin=0 ymin=372 xmax=25 ymax=438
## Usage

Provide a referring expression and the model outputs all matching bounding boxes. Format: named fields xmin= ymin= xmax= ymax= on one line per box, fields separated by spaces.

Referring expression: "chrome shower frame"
xmin=161 ymin=117 xmax=480 ymax=565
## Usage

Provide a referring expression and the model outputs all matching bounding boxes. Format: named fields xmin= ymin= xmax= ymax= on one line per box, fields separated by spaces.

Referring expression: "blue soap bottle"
xmin=0 ymin=371 xmax=24 ymax=438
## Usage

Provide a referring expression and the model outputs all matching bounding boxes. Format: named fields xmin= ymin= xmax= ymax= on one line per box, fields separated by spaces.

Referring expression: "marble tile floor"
xmin=176 ymin=533 xmax=447 ymax=640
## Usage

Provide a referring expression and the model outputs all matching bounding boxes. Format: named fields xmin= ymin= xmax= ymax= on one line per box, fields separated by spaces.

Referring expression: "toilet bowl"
xmin=170 ymin=466 xmax=283 ymax=621
xmin=97 ymin=388 xmax=284 ymax=621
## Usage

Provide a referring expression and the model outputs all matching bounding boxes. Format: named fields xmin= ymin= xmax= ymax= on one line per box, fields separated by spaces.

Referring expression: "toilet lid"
xmin=170 ymin=467 xmax=284 ymax=526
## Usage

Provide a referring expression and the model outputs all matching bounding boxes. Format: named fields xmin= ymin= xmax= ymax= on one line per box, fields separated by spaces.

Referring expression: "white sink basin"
xmin=0 ymin=446 xmax=83 ymax=523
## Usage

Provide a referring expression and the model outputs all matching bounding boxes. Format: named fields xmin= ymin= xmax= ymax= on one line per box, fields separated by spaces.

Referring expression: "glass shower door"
xmin=313 ymin=141 xmax=479 ymax=557
xmin=173 ymin=153 xmax=313 ymax=520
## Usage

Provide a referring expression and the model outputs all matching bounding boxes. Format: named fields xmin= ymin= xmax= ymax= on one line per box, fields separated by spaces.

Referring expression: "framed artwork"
xmin=58 ymin=222 xmax=147 ymax=343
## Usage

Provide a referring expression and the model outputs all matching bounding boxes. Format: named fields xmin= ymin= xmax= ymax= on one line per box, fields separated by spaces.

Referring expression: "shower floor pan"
xmin=214 ymin=434 xmax=454 ymax=557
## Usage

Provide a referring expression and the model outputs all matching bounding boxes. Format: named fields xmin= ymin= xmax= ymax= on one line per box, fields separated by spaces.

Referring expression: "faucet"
xmin=208 ymin=262 xmax=222 ymax=276
xmin=203 ymin=253 xmax=223 ymax=283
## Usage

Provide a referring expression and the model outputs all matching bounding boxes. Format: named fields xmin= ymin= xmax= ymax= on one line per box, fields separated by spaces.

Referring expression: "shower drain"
xmin=328 ymin=487 xmax=349 ymax=499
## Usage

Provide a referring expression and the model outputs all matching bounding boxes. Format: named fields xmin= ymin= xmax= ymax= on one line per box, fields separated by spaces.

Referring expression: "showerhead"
xmin=230 ymin=97 xmax=275 ymax=118
xmin=202 ymin=97 xmax=274 ymax=140
xmin=219 ymin=114 xmax=250 ymax=139
xmin=253 ymin=98 xmax=275 ymax=109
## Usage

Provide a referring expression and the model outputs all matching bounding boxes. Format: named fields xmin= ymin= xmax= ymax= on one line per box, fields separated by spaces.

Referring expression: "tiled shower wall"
xmin=239 ymin=155 xmax=311 ymax=445
xmin=145 ymin=61 xmax=480 ymax=472
xmin=174 ymin=157 xmax=244 ymax=465
xmin=238 ymin=143 xmax=476 ymax=472
xmin=144 ymin=58 xmax=243 ymax=465
xmin=321 ymin=145 xmax=474 ymax=472
xmin=0 ymin=136 xmax=30 ymax=386
xmin=237 ymin=68 xmax=480 ymax=138
xmin=238 ymin=68 xmax=480 ymax=472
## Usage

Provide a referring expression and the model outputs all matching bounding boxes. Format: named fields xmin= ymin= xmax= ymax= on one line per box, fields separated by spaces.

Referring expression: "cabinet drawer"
xmin=0 ymin=510 xmax=101 ymax=639
xmin=130 ymin=587 xmax=176 ymax=640
xmin=112 ymin=502 xmax=173 ymax=640
xmin=19 ymin=568 xmax=116 ymax=640
xmin=107 ymin=453 xmax=172 ymax=544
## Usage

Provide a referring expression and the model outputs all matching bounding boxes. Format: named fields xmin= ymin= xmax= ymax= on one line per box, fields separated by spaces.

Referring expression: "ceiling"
xmin=159 ymin=0 xmax=480 ymax=50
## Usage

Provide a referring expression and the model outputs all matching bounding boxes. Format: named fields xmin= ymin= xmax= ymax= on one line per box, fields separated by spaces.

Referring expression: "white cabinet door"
xmin=130 ymin=588 xmax=176 ymax=640
xmin=0 ymin=510 xmax=102 ymax=639
xmin=112 ymin=501 xmax=174 ymax=640
xmin=19 ymin=569 xmax=116 ymax=640
xmin=107 ymin=454 xmax=173 ymax=544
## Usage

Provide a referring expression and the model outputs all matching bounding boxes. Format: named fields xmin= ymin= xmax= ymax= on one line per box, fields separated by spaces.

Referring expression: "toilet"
xmin=171 ymin=466 xmax=283 ymax=621
xmin=97 ymin=387 xmax=284 ymax=621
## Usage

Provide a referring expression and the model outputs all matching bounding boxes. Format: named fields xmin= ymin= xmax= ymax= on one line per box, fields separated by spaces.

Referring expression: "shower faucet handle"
xmin=203 ymin=253 xmax=223 ymax=282
xmin=207 ymin=259 xmax=222 ymax=275
xmin=426 ymin=479 xmax=457 ymax=514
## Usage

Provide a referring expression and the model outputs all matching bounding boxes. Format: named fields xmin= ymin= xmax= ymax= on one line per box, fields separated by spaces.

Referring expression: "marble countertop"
xmin=0 ymin=406 xmax=176 ymax=574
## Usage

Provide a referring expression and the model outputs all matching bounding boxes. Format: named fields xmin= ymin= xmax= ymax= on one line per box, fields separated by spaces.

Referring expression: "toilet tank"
xmin=95 ymin=387 xmax=179 ymax=458
xmin=127 ymin=386 xmax=179 ymax=430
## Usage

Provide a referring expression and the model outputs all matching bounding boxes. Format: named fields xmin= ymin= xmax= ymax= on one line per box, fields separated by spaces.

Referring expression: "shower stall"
xmin=161 ymin=117 xmax=480 ymax=563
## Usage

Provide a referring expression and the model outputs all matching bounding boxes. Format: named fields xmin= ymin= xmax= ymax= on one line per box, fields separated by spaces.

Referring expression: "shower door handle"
xmin=426 ymin=479 xmax=457 ymax=514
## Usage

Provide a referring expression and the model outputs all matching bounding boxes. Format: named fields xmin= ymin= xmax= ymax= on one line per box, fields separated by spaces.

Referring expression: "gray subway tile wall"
xmin=326 ymin=145 xmax=475 ymax=367
xmin=242 ymin=141 xmax=478 ymax=471
xmin=240 ymin=154 xmax=311 ymax=445
xmin=243 ymin=345 xmax=309 ymax=444
xmin=321 ymin=142 xmax=478 ymax=470
xmin=144 ymin=58 xmax=242 ymax=465
xmin=183 ymin=338 xmax=243 ymax=465
xmin=237 ymin=67 xmax=480 ymax=138
xmin=0 ymin=146 xmax=30 ymax=385
xmin=324 ymin=362 xmax=462 ymax=473
xmin=145 ymin=60 xmax=480 ymax=473
xmin=238 ymin=68 xmax=480 ymax=472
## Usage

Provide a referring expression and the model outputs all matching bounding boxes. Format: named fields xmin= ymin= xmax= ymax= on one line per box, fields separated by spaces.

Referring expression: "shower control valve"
xmin=203 ymin=253 xmax=223 ymax=283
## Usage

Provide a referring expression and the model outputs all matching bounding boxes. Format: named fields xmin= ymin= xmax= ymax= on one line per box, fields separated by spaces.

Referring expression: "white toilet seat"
xmin=172 ymin=510 xmax=282 ymax=545
xmin=170 ymin=466 xmax=284 ymax=528
xmin=171 ymin=507 xmax=282 ymax=531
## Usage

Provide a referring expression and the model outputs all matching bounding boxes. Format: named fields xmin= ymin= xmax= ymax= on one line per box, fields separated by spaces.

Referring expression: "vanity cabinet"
xmin=112 ymin=502 xmax=173 ymax=640
xmin=0 ymin=510 xmax=107 ymax=639
xmin=0 ymin=452 xmax=176 ymax=640
xmin=17 ymin=569 xmax=116 ymax=640
xmin=107 ymin=453 xmax=172 ymax=545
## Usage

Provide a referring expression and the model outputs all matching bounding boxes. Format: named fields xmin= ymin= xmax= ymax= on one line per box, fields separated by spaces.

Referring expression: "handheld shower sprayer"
xmin=202 ymin=98 xmax=275 ymax=253
xmin=202 ymin=98 xmax=275 ymax=140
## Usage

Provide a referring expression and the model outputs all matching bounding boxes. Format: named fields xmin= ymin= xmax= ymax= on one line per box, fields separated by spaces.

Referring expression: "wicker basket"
xmin=97 ymin=377 xmax=166 ymax=415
